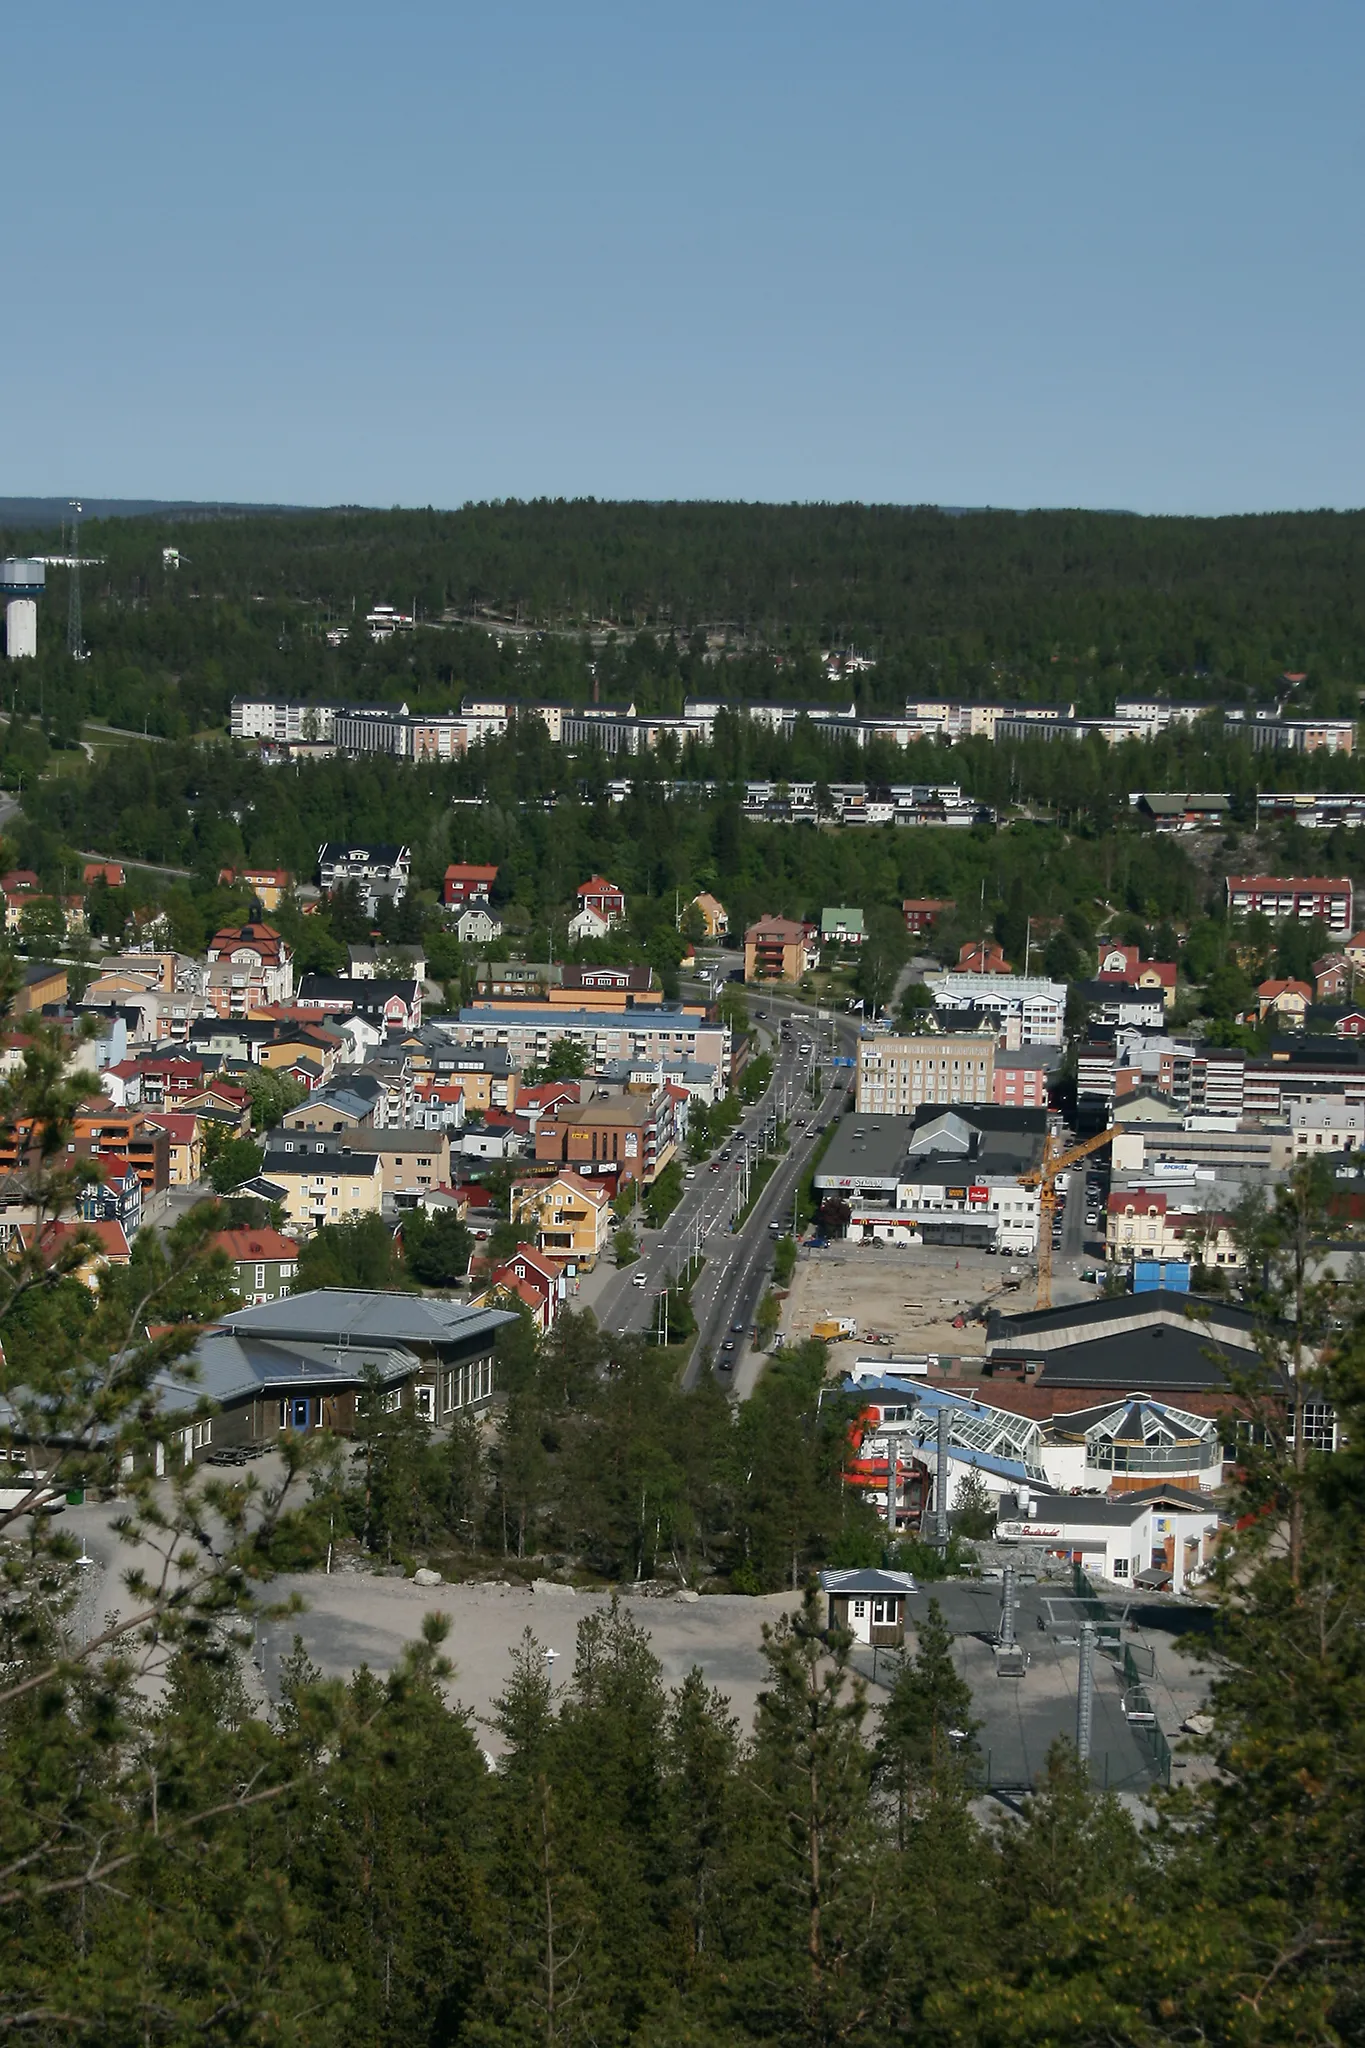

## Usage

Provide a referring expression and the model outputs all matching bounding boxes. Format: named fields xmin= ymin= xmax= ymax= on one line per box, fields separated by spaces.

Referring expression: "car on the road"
xmin=709 ymin=1162 xmax=721 ymax=1173
xmin=685 ymin=1169 xmax=697 ymax=1180
xmin=730 ymin=1321 xmax=745 ymax=1333
xmin=721 ymin=1338 xmax=736 ymax=1353
xmin=631 ymin=1271 xmax=648 ymax=1287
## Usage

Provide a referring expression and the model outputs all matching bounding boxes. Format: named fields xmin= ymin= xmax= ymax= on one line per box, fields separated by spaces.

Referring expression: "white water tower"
xmin=0 ymin=559 xmax=45 ymax=659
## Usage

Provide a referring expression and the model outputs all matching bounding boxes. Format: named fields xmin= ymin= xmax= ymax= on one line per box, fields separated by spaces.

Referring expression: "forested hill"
xmin=5 ymin=501 xmax=1364 ymax=735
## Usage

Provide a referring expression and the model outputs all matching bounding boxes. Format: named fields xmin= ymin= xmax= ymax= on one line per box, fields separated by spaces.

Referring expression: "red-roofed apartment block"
xmin=1226 ymin=874 xmax=1353 ymax=935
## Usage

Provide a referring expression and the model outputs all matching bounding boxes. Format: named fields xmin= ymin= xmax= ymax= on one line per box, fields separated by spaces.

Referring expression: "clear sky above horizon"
xmin=6 ymin=2 xmax=1362 ymax=515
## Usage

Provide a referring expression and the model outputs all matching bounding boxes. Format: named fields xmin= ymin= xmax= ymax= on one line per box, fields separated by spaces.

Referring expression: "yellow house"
xmin=512 ymin=1171 xmax=611 ymax=1269
xmin=689 ymin=892 xmax=729 ymax=939
xmin=256 ymin=1148 xmax=385 ymax=1233
xmin=144 ymin=1112 xmax=205 ymax=1187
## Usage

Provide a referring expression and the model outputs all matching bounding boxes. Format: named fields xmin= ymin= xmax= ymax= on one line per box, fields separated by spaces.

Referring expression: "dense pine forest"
xmin=3 ymin=501 xmax=1364 ymax=740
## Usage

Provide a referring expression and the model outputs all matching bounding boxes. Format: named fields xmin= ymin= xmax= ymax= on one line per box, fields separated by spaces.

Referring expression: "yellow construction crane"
xmin=1018 ymin=1125 xmax=1118 ymax=1310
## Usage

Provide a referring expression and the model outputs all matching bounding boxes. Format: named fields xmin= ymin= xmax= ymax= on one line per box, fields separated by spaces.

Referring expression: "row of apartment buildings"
xmin=231 ymin=691 xmax=1356 ymax=761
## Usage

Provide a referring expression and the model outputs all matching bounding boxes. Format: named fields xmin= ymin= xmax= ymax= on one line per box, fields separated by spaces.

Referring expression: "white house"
xmin=568 ymin=905 xmax=612 ymax=942
xmin=453 ymin=904 xmax=504 ymax=944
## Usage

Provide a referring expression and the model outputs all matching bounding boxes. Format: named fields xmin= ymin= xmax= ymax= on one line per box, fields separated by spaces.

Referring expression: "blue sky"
xmin=6 ymin=2 xmax=1361 ymax=512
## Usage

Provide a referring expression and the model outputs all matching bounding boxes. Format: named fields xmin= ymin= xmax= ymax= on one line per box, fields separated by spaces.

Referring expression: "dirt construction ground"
xmin=780 ymin=1240 xmax=1033 ymax=1373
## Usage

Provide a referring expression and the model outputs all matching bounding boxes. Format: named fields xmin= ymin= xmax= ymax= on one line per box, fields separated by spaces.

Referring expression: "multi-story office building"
xmin=856 ymin=1031 xmax=995 ymax=1113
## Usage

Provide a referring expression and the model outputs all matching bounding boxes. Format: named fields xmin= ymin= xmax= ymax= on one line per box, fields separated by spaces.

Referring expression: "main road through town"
xmin=587 ymin=980 xmax=861 ymax=1398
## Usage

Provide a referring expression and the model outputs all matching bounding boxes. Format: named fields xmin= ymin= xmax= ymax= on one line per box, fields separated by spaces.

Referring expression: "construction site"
xmin=779 ymin=1238 xmax=1101 ymax=1374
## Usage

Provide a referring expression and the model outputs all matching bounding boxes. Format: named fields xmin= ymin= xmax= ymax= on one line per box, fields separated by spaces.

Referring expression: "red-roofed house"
xmin=205 ymin=921 xmax=295 ymax=1016
xmin=488 ymin=1244 xmax=563 ymax=1332
xmin=902 ymin=898 xmax=955 ymax=936
xmin=575 ymin=875 xmax=626 ymax=927
xmin=83 ymin=862 xmax=126 ymax=889
xmin=37 ymin=1218 xmax=131 ymax=1288
xmin=217 ymin=865 xmax=293 ymax=910
xmin=442 ymin=862 xmax=499 ymax=908
xmin=1313 ymin=953 xmax=1351 ymax=1001
xmin=1255 ymin=978 xmax=1313 ymax=1024
xmin=211 ymin=1227 xmax=300 ymax=1303
xmin=1097 ymin=944 xmax=1178 ymax=1012
xmin=512 ymin=1170 xmax=611 ymax=1268
xmin=957 ymin=938 xmax=1013 ymax=975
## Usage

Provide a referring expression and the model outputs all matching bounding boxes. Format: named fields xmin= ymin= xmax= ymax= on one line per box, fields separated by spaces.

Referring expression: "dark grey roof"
xmin=298 ymin=976 xmax=419 ymax=1002
xmin=216 ymin=1287 xmax=512 ymax=1351
xmin=1018 ymin=1484 xmax=1217 ymax=1526
xmin=819 ymin=1568 xmax=918 ymax=1595
xmin=1035 ymin=1325 xmax=1236 ymax=1392
xmin=1045 ymin=1397 xmax=1216 ymax=1444
xmin=987 ymin=1292 xmax=1264 ymax=1351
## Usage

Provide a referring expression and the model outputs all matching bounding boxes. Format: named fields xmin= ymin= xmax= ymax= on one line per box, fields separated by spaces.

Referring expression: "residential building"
xmin=1104 ymin=1190 xmax=1242 ymax=1272
xmin=317 ymin=842 xmax=411 ymax=913
xmin=1225 ymin=874 xmax=1354 ymax=935
xmin=1255 ymin=978 xmax=1313 ymax=1025
xmin=249 ymin=1138 xmax=384 ymax=1231
xmin=1289 ymin=1097 xmax=1365 ymax=1158
xmin=83 ymin=861 xmax=127 ymax=888
xmin=145 ymin=1111 xmax=205 ymax=1187
xmin=331 ymin=1128 xmax=452 ymax=1203
xmin=216 ymin=865 xmax=293 ymax=910
xmin=486 ymin=1247 xmax=562 ymax=1333
xmin=744 ymin=915 xmax=817 ymax=983
xmin=78 ymin=1164 xmax=143 ymax=1239
xmin=1096 ymin=944 xmax=1178 ymax=1012
xmin=441 ymin=861 xmax=499 ymax=908
xmin=533 ymin=1087 xmax=678 ymax=1187
xmin=957 ymin=939 xmax=1012 ymax=974
xmin=296 ymin=976 xmax=423 ymax=1032
xmin=576 ymin=874 xmax=626 ymax=926
xmin=1077 ymin=979 xmax=1168 ymax=1032
xmin=993 ymin=1046 xmax=1055 ymax=1109
xmin=446 ymin=1006 xmax=730 ymax=1078
xmin=1313 ymin=954 xmax=1350 ymax=1001
xmin=1244 ymin=716 xmax=1355 ymax=756
xmin=901 ymin=898 xmax=955 ymax=935
xmin=688 ymin=891 xmax=728 ymax=938
xmin=568 ymin=904 xmax=612 ymax=942
xmin=452 ymin=903 xmax=503 ymax=945
xmin=204 ymin=920 xmax=295 ymax=1017
xmin=821 ymin=907 xmax=866 ymax=946
xmin=63 ymin=1103 xmax=170 ymax=1194
xmin=1134 ymin=792 xmax=1230 ymax=832
xmin=281 ymin=1077 xmax=381 ymax=1132
xmin=924 ymin=972 xmax=1067 ymax=1048
xmin=212 ymin=1227 xmax=300 ymax=1303
xmin=12 ymin=963 xmax=67 ymax=1016
xmin=553 ymin=964 xmax=660 ymax=1009
xmin=1258 ymin=792 xmax=1365 ymax=831
xmin=856 ymin=1030 xmax=995 ymax=1114
xmin=346 ymin=943 xmax=427 ymax=983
